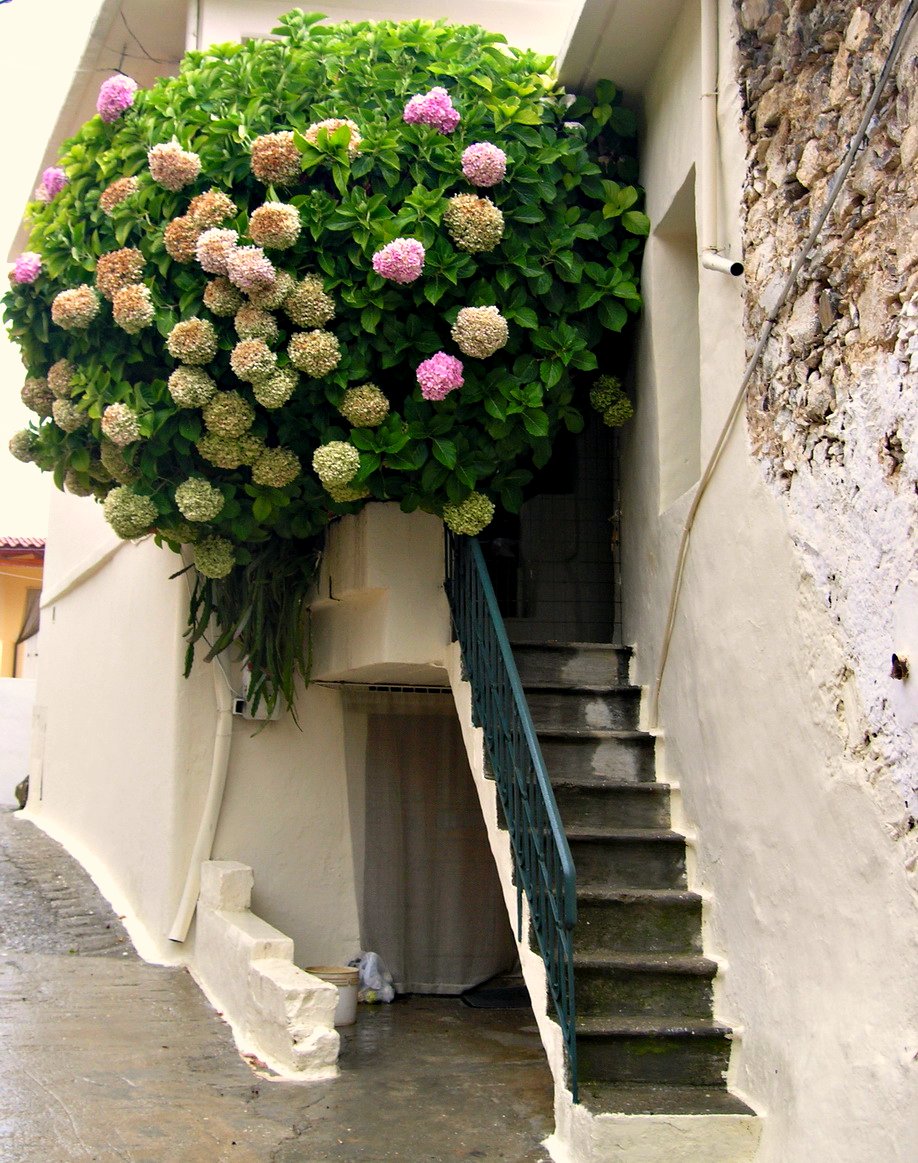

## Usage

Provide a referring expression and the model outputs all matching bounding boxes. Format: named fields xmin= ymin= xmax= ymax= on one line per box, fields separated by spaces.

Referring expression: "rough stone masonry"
xmin=734 ymin=2 xmax=918 ymax=834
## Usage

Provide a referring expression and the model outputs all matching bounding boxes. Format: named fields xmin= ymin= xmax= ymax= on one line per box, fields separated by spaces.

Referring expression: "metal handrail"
xmin=445 ymin=532 xmax=578 ymax=1101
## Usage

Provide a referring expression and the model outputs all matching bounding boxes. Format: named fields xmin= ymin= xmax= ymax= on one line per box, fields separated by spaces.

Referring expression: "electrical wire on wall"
xmin=648 ymin=0 xmax=918 ymax=728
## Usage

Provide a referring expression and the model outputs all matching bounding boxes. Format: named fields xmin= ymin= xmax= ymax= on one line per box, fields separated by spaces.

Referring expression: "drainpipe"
xmin=700 ymin=0 xmax=743 ymax=276
xmin=168 ymin=659 xmax=234 ymax=943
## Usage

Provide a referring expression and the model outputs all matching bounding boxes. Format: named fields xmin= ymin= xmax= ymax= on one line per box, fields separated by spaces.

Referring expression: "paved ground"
xmin=0 ymin=808 xmax=554 ymax=1162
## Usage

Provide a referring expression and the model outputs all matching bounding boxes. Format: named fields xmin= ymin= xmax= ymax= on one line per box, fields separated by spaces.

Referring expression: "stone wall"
xmin=735 ymin=0 xmax=918 ymax=823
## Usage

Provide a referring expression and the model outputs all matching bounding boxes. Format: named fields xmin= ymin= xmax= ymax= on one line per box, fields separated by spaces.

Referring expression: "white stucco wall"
xmin=0 ymin=678 xmax=36 ymax=804
xmin=28 ymin=493 xmax=449 ymax=975
xmin=196 ymin=0 xmax=575 ymax=57
xmin=619 ymin=2 xmax=918 ymax=1159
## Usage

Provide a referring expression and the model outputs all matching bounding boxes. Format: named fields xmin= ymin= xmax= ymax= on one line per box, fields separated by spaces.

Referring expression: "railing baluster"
xmin=445 ymin=532 xmax=578 ymax=1102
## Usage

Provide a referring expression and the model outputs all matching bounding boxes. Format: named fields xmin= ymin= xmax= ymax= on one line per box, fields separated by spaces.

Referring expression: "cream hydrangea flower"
xmin=312 ymin=441 xmax=360 ymax=487
xmin=175 ymin=477 xmax=225 ymax=522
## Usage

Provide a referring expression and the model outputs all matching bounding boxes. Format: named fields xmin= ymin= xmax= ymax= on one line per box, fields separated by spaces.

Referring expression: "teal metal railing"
xmin=445 ymin=533 xmax=578 ymax=1101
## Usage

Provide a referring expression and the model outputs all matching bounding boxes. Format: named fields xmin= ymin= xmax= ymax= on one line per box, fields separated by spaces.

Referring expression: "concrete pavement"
xmin=0 ymin=809 xmax=554 ymax=1162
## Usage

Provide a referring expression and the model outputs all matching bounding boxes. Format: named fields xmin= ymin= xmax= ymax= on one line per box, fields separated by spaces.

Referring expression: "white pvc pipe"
xmin=700 ymin=0 xmax=743 ymax=276
xmin=168 ymin=660 xmax=234 ymax=942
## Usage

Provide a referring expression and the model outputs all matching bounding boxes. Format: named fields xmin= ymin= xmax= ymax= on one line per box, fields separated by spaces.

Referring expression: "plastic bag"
xmin=348 ymin=950 xmax=395 ymax=1003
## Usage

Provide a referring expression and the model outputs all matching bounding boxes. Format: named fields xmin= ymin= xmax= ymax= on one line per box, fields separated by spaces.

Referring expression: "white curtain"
xmin=360 ymin=700 xmax=517 ymax=994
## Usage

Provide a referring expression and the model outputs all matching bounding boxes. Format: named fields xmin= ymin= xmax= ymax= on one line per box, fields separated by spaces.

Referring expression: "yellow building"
xmin=0 ymin=538 xmax=44 ymax=679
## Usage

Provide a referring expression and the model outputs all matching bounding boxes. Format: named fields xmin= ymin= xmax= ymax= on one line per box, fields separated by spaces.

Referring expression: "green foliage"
xmin=3 ymin=11 xmax=645 ymax=715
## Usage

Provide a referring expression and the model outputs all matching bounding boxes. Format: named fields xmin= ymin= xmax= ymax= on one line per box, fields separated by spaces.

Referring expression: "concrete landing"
xmin=0 ymin=809 xmax=553 ymax=1161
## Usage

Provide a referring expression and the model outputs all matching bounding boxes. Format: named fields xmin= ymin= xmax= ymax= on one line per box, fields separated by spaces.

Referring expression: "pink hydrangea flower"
xmin=416 ymin=352 xmax=464 ymax=401
xmin=402 ymin=87 xmax=460 ymax=134
xmin=34 ymin=167 xmax=68 ymax=201
xmin=10 ymin=252 xmax=41 ymax=285
xmin=97 ymin=74 xmax=138 ymax=122
xmin=461 ymin=142 xmax=507 ymax=187
xmin=372 ymin=238 xmax=426 ymax=284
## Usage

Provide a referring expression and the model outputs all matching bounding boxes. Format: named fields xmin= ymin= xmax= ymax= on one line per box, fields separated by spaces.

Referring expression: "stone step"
xmin=576 ymin=1082 xmax=756 ymax=1117
xmin=526 ymin=685 xmax=641 ymax=733
xmin=575 ymin=888 xmax=704 ymax=956
xmin=552 ymin=780 xmax=671 ymax=831
xmin=576 ymin=1018 xmax=733 ymax=1087
xmin=573 ymin=952 xmax=716 ymax=1019
xmin=567 ymin=828 xmax=687 ymax=890
xmin=512 ymin=642 xmax=631 ymax=687
xmin=538 ymin=730 xmax=656 ymax=783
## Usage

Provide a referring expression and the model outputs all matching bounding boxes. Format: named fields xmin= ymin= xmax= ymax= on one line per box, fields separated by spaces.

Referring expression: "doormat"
xmin=460 ymin=985 xmax=531 ymax=1009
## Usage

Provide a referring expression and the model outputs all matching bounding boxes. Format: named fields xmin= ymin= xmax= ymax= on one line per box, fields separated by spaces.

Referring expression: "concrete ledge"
xmin=192 ymin=861 xmax=339 ymax=1079
xmin=548 ymin=1099 xmax=761 ymax=1162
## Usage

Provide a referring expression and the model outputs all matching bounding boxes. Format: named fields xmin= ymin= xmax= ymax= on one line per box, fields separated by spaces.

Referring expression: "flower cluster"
xmin=253 ymin=368 xmax=298 ymax=410
xmin=196 ymin=228 xmax=239 ymax=276
xmin=313 ymin=441 xmax=360 ymax=487
xmin=47 ymin=359 xmax=75 ymax=397
xmin=203 ymin=277 xmax=243 ymax=316
xmin=461 ymin=143 xmax=507 ymax=187
xmin=10 ymin=253 xmax=41 ymax=285
xmin=51 ymin=286 xmax=100 ymax=330
xmin=249 ymin=270 xmax=294 ymax=310
xmin=203 ymin=391 xmax=255 ymax=437
xmin=100 ymin=440 xmax=140 ymax=485
xmin=104 ymin=487 xmax=157 ymax=539
xmin=188 ymin=189 xmax=236 ymax=228
xmin=443 ymin=195 xmax=505 ymax=252
xmin=252 ymin=447 xmax=301 ymax=488
xmin=175 ymin=477 xmax=225 ymax=523
xmin=148 ymin=141 xmax=201 ymax=191
xmin=451 ymin=306 xmax=509 ymax=359
xmin=416 ymin=352 xmax=464 ymax=401
xmin=284 ymin=275 xmax=335 ymax=328
xmin=101 ymin=403 xmax=141 ymax=446
xmin=167 ymin=318 xmax=218 ymax=364
xmin=339 ymin=383 xmax=389 ymax=427
xmin=249 ymin=202 xmax=301 ymax=250
xmin=196 ymin=432 xmax=264 ymax=469
xmin=403 ymin=87 xmax=460 ymax=134
xmin=21 ymin=377 xmax=54 ymax=417
xmin=168 ymin=366 xmax=217 ymax=408
xmin=97 ymin=74 xmax=138 ymax=122
xmin=326 ymin=481 xmax=371 ymax=503
xmin=99 ymin=176 xmax=138 ymax=215
xmin=230 ymin=338 xmax=277 ymax=383
xmin=226 ymin=246 xmax=275 ymax=292
xmin=9 ymin=430 xmax=38 ymax=464
xmin=52 ymin=398 xmax=89 ymax=433
xmin=95 ymin=248 xmax=144 ymax=299
xmin=590 ymin=375 xmax=634 ymax=427
xmin=34 ymin=167 xmax=67 ymax=202
xmin=289 ymin=330 xmax=340 ymax=377
xmin=372 ymin=238 xmax=425 ymax=284
xmin=193 ymin=535 xmax=235 ymax=578
xmin=165 ymin=216 xmax=202 ymax=262
xmin=305 ymin=117 xmax=363 ymax=159
xmin=442 ymin=492 xmax=496 ymax=536
xmin=250 ymin=131 xmax=301 ymax=185
xmin=234 ymin=303 xmax=279 ymax=343
xmin=112 ymin=285 xmax=155 ymax=333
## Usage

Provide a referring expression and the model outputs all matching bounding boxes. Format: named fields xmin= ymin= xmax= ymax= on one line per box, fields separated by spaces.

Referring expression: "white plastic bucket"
xmin=306 ymin=965 xmax=359 ymax=1026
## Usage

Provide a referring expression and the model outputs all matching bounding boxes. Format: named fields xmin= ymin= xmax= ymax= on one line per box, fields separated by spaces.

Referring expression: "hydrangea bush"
xmin=4 ymin=11 xmax=645 ymax=715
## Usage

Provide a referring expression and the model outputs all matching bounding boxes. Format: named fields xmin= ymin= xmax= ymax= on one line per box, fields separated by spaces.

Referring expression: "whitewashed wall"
xmin=0 ymin=678 xmax=36 ymax=804
xmin=619 ymin=2 xmax=918 ymax=1159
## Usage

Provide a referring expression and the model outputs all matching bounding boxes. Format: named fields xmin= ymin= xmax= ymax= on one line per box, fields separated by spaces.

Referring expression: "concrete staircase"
xmin=512 ymin=641 xmax=755 ymax=1119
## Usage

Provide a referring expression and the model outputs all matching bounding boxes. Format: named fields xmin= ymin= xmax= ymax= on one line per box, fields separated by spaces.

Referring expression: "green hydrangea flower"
xmin=175 ymin=477 xmax=225 ymax=522
xmin=442 ymin=491 xmax=496 ymax=536
xmin=103 ymin=486 xmax=157 ymax=539
xmin=312 ymin=440 xmax=360 ymax=486
xmin=193 ymin=535 xmax=235 ymax=579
